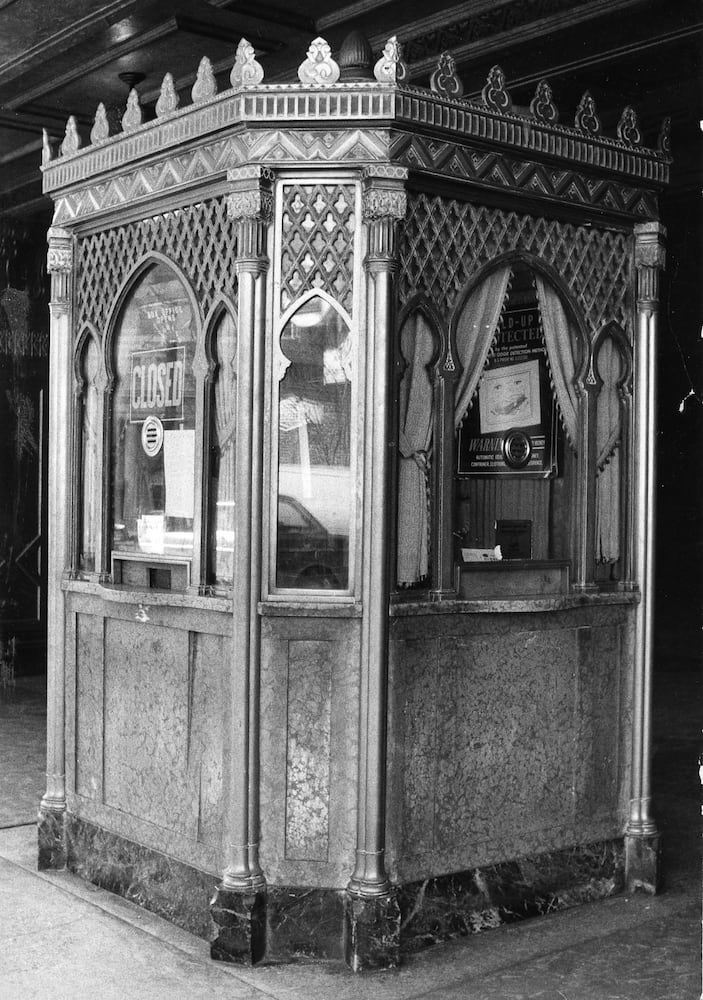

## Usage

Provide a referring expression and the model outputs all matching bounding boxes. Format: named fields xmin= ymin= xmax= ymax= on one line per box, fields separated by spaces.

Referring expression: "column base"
xmin=37 ymin=806 xmax=66 ymax=870
xmin=625 ymin=831 xmax=661 ymax=893
xmin=210 ymin=885 xmax=267 ymax=965
xmin=344 ymin=890 xmax=400 ymax=972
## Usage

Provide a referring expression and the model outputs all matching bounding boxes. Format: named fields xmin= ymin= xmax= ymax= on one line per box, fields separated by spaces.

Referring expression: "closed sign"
xmin=129 ymin=346 xmax=186 ymax=423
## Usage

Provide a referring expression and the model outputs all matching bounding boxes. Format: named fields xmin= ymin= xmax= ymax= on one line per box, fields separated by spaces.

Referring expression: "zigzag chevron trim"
xmin=51 ymin=129 xmax=390 ymax=225
xmin=391 ymin=134 xmax=657 ymax=218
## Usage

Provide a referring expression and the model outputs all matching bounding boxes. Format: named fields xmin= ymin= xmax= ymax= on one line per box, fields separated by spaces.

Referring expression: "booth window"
xmin=109 ymin=263 xmax=196 ymax=586
xmin=274 ymin=295 xmax=352 ymax=592
xmin=392 ymin=261 xmax=628 ymax=597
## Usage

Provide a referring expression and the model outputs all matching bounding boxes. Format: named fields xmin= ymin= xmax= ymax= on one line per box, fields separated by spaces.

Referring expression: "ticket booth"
xmin=38 ymin=33 xmax=670 ymax=970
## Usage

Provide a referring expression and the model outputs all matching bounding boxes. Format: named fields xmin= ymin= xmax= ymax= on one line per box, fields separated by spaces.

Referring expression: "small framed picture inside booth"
xmin=457 ymin=296 xmax=559 ymax=479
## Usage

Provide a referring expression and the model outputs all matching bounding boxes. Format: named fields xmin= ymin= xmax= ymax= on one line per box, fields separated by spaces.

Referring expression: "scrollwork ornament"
xmin=41 ymin=129 xmax=53 ymax=166
xmin=191 ymin=56 xmax=217 ymax=104
xmin=230 ymin=38 xmax=264 ymax=88
xmin=297 ymin=37 xmax=340 ymax=86
xmin=121 ymin=89 xmax=142 ymax=132
xmin=60 ymin=116 xmax=81 ymax=157
xmin=362 ymin=187 xmax=407 ymax=222
xmin=574 ymin=91 xmax=601 ymax=135
xmin=430 ymin=51 xmax=463 ymax=99
xmin=482 ymin=65 xmax=511 ymax=113
xmin=657 ymin=116 xmax=672 ymax=157
xmin=156 ymin=73 xmax=180 ymax=117
xmin=373 ymin=35 xmax=407 ymax=83
xmin=90 ymin=103 xmax=110 ymax=144
xmin=530 ymin=79 xmax=558 ymax=124
xmin=616 ymin=106 xmax=641 ymax=146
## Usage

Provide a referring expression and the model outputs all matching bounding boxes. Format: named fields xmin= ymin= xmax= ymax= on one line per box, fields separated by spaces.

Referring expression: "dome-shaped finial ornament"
xmin=338 ymin=29 xmax=374 ymax=81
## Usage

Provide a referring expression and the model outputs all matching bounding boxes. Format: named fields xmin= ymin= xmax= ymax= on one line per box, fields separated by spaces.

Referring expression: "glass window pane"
xmin=111 ymin=264 xmax=196 ymax=561
xmin=80 ymin=337 xmax=100 ymax=572
xmin=276 ymin=297 xmax=351 ymax=591
xmin=209 ymin=310 xmax=237 ymax=587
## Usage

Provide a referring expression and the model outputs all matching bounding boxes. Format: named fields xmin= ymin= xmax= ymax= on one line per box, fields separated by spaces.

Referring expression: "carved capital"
xmin=226 ymin=166 xmax=275 ymax=224
xmin=361 ymin=167 xmax=408 ymax=222
xmin=47 ymin=227 xmax=74 ymax=273
xmin=634 ymin=222 xmax=666 ymax=270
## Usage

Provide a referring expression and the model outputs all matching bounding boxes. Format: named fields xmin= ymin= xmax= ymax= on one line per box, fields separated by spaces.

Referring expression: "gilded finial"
xmin=482 ymin=65 xmax=511 ymax=113
xmin=156 ymin=73 xmax=180 ymax=117
xmin=230 ymin=38 xmax=264 ymax=88
xmin=617 ymin=106 xmax=641 ymax=145
xmin=297 ymin=37 xmax=340 ymax=86
xmin=430 ymin=51 xmax=463 ymax=99
xmin=373 ymin=35 xmax=407 ymax=84
xmin=121 ymin=88 xmax=142 ymax=132
xmin=60 ymin=116 xmax=82 ymax=156
xmin=90 ymin=103 xmax=110 ymax=144
xmin=574 ymin=91 xmax=601 ymax=135
xmin=192 ymin=56 xmax=217 ymax=104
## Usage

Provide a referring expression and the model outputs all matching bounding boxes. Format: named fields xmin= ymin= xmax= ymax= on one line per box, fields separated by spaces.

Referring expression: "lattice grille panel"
xmin=399 ymin=194 xmax=632 ymax=335
xmin=280 ymin=183 xmax=356 ymax=315
xmin=75 ymin=198 xmax=238 ymax=336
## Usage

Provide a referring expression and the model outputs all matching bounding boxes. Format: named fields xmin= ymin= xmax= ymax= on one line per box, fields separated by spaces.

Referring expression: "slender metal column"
xmin=573 ymin=375 xmax=600 ymax=590
xmin=38 ymin=227 xmax=74 ymax=868
xmin=211 ymin=166 xmax=272 ymax=964
xmin=430 ymin=347 xmax=459 ymax=599
xmin=625 ymin=220 xmax=666 ymax=891
xmin=345 ymin=167 xmax=407 ymax=971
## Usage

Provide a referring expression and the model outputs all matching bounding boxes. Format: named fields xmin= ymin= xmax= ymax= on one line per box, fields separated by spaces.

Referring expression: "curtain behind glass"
xmin=396 ymin=313 xmax=435 ymax=586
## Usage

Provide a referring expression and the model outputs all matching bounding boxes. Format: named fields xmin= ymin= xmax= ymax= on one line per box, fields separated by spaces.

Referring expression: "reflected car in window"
xmin=276 ymin=494 xmax=348 ymax=590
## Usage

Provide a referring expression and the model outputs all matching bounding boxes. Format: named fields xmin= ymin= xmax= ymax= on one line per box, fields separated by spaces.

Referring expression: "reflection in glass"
xmin=80 ymin=336 xmax=100 ymax=572
xmin=111 ymin=264 xmax=195 ymax=561
xmin=276 ymin=297 xmax=351 ymax=590
xmin=209 ymin=310 xmax=237 ymax=587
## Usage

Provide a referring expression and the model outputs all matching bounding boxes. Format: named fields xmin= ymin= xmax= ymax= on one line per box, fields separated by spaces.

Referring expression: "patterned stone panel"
xmin=280 ymin=183 xmax=356 ymax=315
xmin=75 ymin=197 xmax=238 ymax=336
xmin=432 ymin=628 xmax=578 ymax=867
xmin=102 ymin=619 xmax=223 ymax=844
xmin=285 ymin=639 xmax=333 ymax=862
xmin=398 ymin=194 xmax=632 ymax=335
xmin=74 ymin=614 xmax=104 ymax=800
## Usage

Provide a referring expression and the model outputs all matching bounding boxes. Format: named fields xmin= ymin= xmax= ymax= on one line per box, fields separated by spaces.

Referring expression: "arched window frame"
xmin=267 ymin=288 xmax=358 ymax=599
xmin=71 ymin=325 xmax=104 ymax=579
xmin=100 ymin=254 xmax=203 ymax=589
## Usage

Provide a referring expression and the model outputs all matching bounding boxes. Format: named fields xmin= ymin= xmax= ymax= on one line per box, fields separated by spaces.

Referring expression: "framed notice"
xmin=457 ymin=302 xmax=558 ymax=477
xmin=129 ymin=345 xmax=186 ymax=424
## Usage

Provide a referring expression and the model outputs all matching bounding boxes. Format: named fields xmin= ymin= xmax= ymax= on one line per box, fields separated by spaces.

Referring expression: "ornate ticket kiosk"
xmin=39 ymin=34 xmax=669 ymax=970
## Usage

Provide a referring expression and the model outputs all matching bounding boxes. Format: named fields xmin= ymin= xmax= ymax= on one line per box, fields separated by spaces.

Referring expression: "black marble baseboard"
xmin=397 ymin=839 xmax=625 ymax=954
xmin=64 ymin=814 xmax=218 ymax=939
xmin=59 ymin=815 xmax=626 ymax=967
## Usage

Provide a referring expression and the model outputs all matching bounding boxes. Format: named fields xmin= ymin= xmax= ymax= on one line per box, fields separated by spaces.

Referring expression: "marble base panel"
xmin=625 ymin=832 xmax=661 ymax=893
xmin=211 ymin=886 xmax=267 ymax=965
xmin=397 ymin=838 xmax=626 ymax=953
xmin=63 ymin=814 xmax=218 ymax=938
xmin=267 ymin=886 xmax=346 ymax=960
xmin=344 ymin=892 xmax=401 ymax=971
xmin=37 ymin=807 xmax=67 ymax=870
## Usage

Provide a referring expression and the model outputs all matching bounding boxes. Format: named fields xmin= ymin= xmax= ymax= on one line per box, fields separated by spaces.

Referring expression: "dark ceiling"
xmin=0 ymin=0 xmax=700 ymax=220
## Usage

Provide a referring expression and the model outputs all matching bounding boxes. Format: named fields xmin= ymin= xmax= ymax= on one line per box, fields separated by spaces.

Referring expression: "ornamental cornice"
xmin=42 ymin=76 xmax=669 ymax=202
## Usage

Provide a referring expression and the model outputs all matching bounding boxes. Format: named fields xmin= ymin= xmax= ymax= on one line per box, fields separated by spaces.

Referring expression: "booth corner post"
xmin=624 ymin=220 xmax=667 ymax=894
xmin=210 ymin=165 xmax=273 ymax=965
xmin=343 ymin=166 xmax=407 ymax=972
xmin=38 ymin=226 xmax=74 ymax=871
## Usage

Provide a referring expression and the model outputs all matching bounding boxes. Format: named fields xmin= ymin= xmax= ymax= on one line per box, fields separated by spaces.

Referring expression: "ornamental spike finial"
xmin=616 ymin=105 xmax=641 ymax=145
xmin=90 ymin=103 xmax=110 ymax=144
xmin=191 ymin=56 xmax=217 ymax=104
xmin=230 ymin=38 xmax=264 ymax=88
xmin=373 ymin=35 xmax=407 ymax=84
xmin=60 ymin=116 xmax=82 ymax=157
xmin=121 ymin=88 xmax=142 ymax=132
xmin=482 ymin=65 xmax=511 ymax=113
xmin=41 ymin=128 xmax=53 ymax=166
xmin=574 ymin=91 xmax=601 ymax=135
xmin=156 ymin=73 xmax=180 ymax=117
xmin=297 ymin=37 xmax=340 ymax=86
xmin=658 ymin=116 xmax=672 ymax=157
xmin=530 ymin=79 xmax=558 ymax=124
xmin=430 ymin=51 xmax=463 ymax=99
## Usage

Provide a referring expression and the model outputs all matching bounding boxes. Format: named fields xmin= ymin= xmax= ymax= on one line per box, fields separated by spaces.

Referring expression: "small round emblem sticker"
xmin=502 ymin=430 xmax=532 ymax=469
xmin=141 ymin=415 xmax=164 ymax=457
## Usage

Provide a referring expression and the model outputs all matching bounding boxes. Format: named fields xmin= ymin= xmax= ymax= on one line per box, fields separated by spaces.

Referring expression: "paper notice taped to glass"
xmin=163 ymin=429 xmax=195 ymax=518
xmin=461 ymin=546 xmax=503 ymax=562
